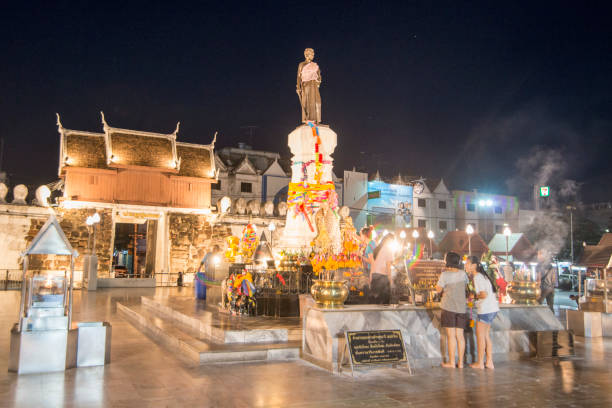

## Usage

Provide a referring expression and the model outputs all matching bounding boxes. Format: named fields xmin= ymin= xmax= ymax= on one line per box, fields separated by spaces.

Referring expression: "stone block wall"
xmin=24 ymin=208 xmax=113 ymax=274
xmin=168 ymin=213 xmax=231 ymax=273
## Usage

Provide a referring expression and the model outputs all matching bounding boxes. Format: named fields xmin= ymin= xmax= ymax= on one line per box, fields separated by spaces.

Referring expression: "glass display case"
xmin=581 ymin=277 xmax=611 ymax=312
xmin=29 ymin=275 xmax=67 ymax=310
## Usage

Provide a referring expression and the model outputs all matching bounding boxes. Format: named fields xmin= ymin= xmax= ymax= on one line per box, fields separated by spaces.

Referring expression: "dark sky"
xmin=1 ymin=1 xmax=611 ymax=203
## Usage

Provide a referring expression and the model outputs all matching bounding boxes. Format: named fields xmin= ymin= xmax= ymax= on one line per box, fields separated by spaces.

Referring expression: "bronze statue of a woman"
xmin=296 ymin=48 xmax=322 ymax=123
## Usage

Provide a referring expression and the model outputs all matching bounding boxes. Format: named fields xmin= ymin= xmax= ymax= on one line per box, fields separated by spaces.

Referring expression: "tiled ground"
xmin=0 ymin=287 xmax=610 ymax=408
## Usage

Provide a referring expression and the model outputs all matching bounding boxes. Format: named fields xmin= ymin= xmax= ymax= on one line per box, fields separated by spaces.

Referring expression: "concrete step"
xmin=141 ymin=296 xmax=302 ymax=344
xmin=117 ymin=302 xmax=300 ymax=364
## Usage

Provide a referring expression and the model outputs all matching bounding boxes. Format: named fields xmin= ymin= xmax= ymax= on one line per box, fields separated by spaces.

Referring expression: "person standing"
xmin=196 ymin=245 xmax=221 ymax=299
xmin=361 ymin=226 xmax=376 ymax=274
xmin=369 ymin=234 xmax=395 ymax=304
xmin=466 ymin=256 xmax=499 ymax=369
xmin=436 ymin=252 xmax=468 ymax=368
xmin=536 ymin=250 xmax=556 ymax=313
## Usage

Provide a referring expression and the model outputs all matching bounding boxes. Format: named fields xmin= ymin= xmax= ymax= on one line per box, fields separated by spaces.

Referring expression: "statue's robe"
xmin=297 ymin=61 xmax=321 ymax=123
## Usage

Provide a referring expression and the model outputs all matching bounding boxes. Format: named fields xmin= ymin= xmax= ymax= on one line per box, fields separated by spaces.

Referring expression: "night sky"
xmin=2 ymin=1 xmax=611 ymax=203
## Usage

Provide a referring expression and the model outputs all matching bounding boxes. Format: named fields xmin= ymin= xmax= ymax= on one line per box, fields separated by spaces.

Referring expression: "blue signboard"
xmin=367 ymin=181 xmax=413 ymax=214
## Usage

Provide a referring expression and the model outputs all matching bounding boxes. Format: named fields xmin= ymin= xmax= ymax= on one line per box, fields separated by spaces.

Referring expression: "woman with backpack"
xmin=465 ymin=255 xmax=499 ymax=369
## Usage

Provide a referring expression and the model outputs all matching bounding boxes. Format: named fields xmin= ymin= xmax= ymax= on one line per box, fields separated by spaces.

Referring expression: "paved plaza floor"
xmin=0 ymin=288 xmax=610 ymax=407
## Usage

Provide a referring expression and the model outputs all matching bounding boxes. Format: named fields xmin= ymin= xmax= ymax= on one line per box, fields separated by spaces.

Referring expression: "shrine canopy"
xmin=23 ymin=214 xmax=79 ymax=257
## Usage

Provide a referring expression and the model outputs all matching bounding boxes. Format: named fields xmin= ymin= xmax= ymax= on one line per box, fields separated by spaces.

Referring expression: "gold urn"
xmin=507 ymin=280 xmax=541 ymax=305
xmin=310 ymin=280 xmax=349 ymax=309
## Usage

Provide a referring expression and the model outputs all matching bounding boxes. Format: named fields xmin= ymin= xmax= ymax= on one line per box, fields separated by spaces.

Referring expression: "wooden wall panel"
xmin=64 ymin=167 xmax=212 ymax=209
xmin=65 ymin=168 xmax=115 ymax=202
xmin=115 ymin=170 xmax=170 ymax=205
xmin=170 ymin=179 xmax=211 ymax=209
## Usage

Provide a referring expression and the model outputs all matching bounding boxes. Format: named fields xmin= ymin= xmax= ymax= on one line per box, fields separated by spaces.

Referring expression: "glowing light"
xmin=486 ymin=199 xmax=493 ymax=207
xmin=383 ymin=229 xmax=389 ymax=237
xmin=503 ymin=226 xmax=512 ymax=236
xmin=268 ymin=222 xmax=276 ymax=232
xmin=466 ymin=224 xmax=474 ymax=235
xmin=219 ymin=196 xmax=231 ymax=213
xmin=86 ymin=216 xmax=94 ymax=226
xmin=371 ymin=229 xmax=378 ymax=239
xmin=213 ymin=255 xmax=221 ymax=266
xmin=427 ymin=230 xmax=434 ymax=239
xmin=412 ymin=230 xmax=419 ymax=239
xmin=390 ymin=239 xmax=401 ymax=253
xmin=478 ymin=200 xmax=485 ymax=207
xmin=399 ymin=230 xmax=406 ymax=239
xmin=92 ymin=213 xmax=100 ymax=223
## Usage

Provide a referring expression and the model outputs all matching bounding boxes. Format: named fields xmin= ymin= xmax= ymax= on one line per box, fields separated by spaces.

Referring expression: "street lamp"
xmin=427 ymin=230 xmax=434 ymax=259
xmin=566 ymin=205 xmax=577 ymax=264
xmin=399 ymin=230 xmax=407 ymax=239
xmin=466 ymin=224 xmax=474 ymax=256
xmin=412 ymin=229 xmax=419 ymax=258
xmin=268 ymin=221 xmax=276 ymax=250
xmin=86 ymin=213 xmax=101 ymax=254
xmin=503 ymin=226 xmax=511 ymax=264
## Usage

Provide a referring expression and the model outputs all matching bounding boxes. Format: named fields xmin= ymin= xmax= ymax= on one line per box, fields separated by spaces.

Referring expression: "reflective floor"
xmin=0 ymin=288 xmax=610 ymax=407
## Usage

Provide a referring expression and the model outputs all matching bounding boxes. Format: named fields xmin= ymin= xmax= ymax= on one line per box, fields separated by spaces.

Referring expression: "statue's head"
xmin=304 ymin=48 xmax=315 ymax=61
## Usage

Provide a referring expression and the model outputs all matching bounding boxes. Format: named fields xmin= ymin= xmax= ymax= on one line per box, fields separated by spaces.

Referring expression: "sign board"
xmin=346 ymin=330 xmax=407 ymax=365
xmin=539 ymin=186 xmax=550 ymax=197
xmin=368 ymin=190 xmax=381 ymax=199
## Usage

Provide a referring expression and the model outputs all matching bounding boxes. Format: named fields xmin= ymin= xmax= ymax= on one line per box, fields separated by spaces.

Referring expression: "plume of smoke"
xmin=507 ymin=146 xmax=579 ymax=257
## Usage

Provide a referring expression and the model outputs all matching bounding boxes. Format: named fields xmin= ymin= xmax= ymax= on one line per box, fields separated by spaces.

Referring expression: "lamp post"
xmin=86 ymin=213 xmax=101 ymax=254
xmin=466 ymin=224 xmax=474 ymax=256
xmin=427 ymin=230 xmax=434 ymax=260
xmin=412 ymin=229 xmax=419 ymax=258
xmin=566 ymin=205 xmax=576 ymax=264
xmin=503 ymin=225 xmax=511 ymax=264
xmin=268 ymin=221 xmax=276 ymax=250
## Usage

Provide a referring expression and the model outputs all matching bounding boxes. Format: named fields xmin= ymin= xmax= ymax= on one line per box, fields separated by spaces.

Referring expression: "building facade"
xmin=412 ymin=179 xmax=455 ymax=242
xmin=453 ymin=189 xmax=520 ymax=243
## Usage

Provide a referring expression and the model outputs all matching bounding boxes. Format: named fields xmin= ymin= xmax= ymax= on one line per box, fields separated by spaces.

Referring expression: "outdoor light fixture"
xmin=371 ymin=229 xmax=378 ymax=239
xmin=85 ymin=213 xmax=101 ymax=254
xmin=427 ymin=230 xmax=434 ymax=259
xmin=486 ymin=199 xmax=493 ymax=206
xmin=268 ymin=222 xmax=276 ymax=248
xmin=503 ymin=226 xmax=511 ymax=264
xmin=466 ymin=224 xmax=474 ymax=256
xmin=390 ymin=239 xmax=401 ymax=254
xmin=412 ymin=230 xmax=419 ymax=239
xmin=383 ymin=229 xmax=389 ymax=236
xmin=399 ymin=230 xmax=406 ymax=239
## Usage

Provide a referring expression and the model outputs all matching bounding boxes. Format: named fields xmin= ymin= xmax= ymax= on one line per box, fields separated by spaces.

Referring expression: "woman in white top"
xmin=466 ymin=255 xmax=499 ymax=370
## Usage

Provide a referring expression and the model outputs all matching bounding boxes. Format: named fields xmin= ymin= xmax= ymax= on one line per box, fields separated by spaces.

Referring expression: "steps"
xmin=117 ymin=297 xmax=302 ymax=364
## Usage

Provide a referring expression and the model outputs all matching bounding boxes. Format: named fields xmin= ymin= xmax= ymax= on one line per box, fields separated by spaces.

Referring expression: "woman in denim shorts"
xmin=466 ymin=255 xmax=499 ymax=369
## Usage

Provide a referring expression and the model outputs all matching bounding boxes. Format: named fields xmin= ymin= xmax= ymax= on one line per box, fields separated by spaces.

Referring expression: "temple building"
xmin=54 ymin=113 xmax=224 ymax=285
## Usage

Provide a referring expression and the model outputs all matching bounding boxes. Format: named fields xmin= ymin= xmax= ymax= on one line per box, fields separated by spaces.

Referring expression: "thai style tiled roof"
xmin=177 ymin=142 xmax=214 ymax=178
xmin=57 ymin=112 xmax=215 ymax=179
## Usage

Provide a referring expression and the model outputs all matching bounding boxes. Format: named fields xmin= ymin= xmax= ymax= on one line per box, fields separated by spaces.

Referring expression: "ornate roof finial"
xmin=56 ymin=113 xmax=63 ymax=129
xmin=211 ymin=131 xmax=217 ymax=147
xmin=100 ymin=111 xmax=109 ymax=131
xmin=173 ymin=121 xmax=180 ymax=137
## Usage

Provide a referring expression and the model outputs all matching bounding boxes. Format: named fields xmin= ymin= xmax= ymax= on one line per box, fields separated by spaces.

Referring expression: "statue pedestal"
xmin=280 ymin=124 xmax=339 ymax=251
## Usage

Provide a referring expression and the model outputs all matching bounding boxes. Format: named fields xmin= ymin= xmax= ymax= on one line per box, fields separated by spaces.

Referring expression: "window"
xmin=439 ymin=220 xmax=447 ymax=230
xmin=88 ymin=175 xmax=98 ymax=185
xmin=466 ymin=203 xmax=475 ymax=212
xmin=240 ymin=182 xmax=252 ymax=193
xmin=212 ymin=180 xmax=221 ymax=190
xmin=438 ymin=200 xmax=446 ymax=209
xmin=495 ymin=225 xmax=503 ymax=233
xmin=418 ymin=198 xmax=426 ymax=208
xmin=418 ymin=219 xmax=427 ymax=228
xmin=494 ymin=206 xmax=502 ymax=214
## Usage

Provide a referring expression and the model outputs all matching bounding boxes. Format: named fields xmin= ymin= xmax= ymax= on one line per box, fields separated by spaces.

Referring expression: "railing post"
xmin=4 ymin=270 xmax=8 ymax=290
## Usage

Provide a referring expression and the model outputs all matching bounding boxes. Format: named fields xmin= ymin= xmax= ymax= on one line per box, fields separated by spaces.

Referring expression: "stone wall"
xmin=24 ymin=208 xmax=113 ymax=274
xmin=168 ymin=213 xmax=231 ymax=273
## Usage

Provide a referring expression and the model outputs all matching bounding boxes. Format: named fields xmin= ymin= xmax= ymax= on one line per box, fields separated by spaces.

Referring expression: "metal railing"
xmin=0 ymin=270 xmax=23 ymax=290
